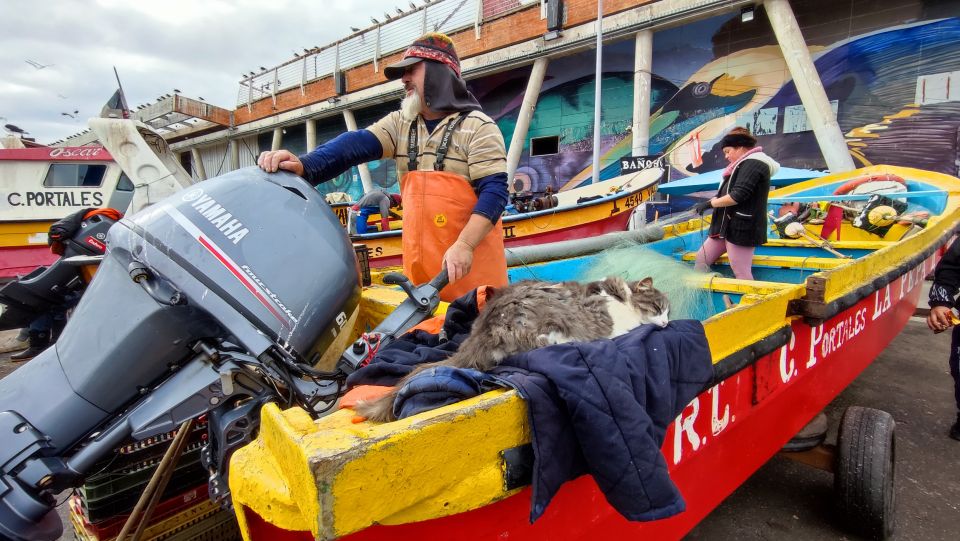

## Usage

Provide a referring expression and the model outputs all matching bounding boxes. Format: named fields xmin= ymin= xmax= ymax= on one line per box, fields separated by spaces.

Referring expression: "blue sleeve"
xmin=299 ymin=129 xmax=383 ymax=186
xmin=472 ymin=172 xmax=509 ymax=224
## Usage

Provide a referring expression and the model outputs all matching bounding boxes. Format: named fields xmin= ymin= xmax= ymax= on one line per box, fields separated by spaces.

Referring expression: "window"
xmin=43 ymin=164 xmax=107 ymax=188
xmin=530 ymin=135 xmax=560 ymax=157
xmin=117 ymin=172 xmax=134 ymax=192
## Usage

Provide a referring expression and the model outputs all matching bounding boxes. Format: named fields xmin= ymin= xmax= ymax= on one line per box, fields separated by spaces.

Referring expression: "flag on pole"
xmin=101 ymin=67 xmax=131 ymax=119
xmin=690 ymin=131 xmax=703 ymax=168
xmin=100 ymin=89 xmax=129 ymax=119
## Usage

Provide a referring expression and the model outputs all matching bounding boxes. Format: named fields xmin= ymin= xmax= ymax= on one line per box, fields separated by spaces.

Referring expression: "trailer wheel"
xmin=834 ymin=406 xmax=896 ymax=540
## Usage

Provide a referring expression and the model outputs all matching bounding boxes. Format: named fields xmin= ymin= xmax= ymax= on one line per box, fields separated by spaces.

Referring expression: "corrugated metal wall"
xmin=192 ymin=135 xmax=258 ymax=180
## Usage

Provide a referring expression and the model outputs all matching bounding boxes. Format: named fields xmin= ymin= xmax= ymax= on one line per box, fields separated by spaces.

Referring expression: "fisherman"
xmin=258 ymin=33 xmax=508 ymax=301
xmin=351 ymin=189 xmax=402 ymax=234
xmin=926 ymin=237 xmax=960 ymax=441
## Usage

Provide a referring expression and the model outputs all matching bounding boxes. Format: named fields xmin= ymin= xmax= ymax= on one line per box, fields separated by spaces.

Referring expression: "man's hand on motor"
xmin=443 ymin=240 xmax=474 ymax=284
xmin=257 ymin=150 xmax=305 ymax=176
xmin=927 ymin=305 xmax=956 ymax=333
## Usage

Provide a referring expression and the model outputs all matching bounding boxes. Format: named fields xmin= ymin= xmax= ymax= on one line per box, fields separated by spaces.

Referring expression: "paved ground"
xmin=2 ymin=315 xmax=958 ymax=540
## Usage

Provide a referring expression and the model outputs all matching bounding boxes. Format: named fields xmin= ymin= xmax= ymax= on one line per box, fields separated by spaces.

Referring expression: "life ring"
xmin=833 ymin=173 xmax=905 ymax=195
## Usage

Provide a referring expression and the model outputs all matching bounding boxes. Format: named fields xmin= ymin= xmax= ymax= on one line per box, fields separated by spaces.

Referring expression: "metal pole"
xmin=631 ymin=30 xmax=653 ymax=157
xmin=271 ymin=127 xmax=283 ymax=151
xmin=591 ymin=0 xmax=603 ymax=185
xmin=342 ymin=109 xmax=375 ymax=194
xmin=306 ymin=118 xmax=317 ymax=151
xmin=506 ymin=57 xmax=550 ymax=186
xmin=190 ymin=147 xmax=207 ymax=181
xmin=229 ymin=139 xmax=240 ymax=171
xmin=764 ymin=0 xmax=855 ymax=172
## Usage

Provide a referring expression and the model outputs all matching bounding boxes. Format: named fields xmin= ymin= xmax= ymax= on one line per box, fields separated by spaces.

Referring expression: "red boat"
xmin=333 ymin=169 xmax=662 ymax=268
xmin=228 ymin=165 xmax=955 ymax=540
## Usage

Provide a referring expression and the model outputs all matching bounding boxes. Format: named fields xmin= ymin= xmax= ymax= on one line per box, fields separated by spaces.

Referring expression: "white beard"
xmin=400 ymin=91 xmax=421 ymax=122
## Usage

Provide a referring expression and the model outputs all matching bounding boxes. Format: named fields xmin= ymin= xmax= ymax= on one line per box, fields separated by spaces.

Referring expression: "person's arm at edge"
xmin=928 ymin=239 xmax=960 ymax=330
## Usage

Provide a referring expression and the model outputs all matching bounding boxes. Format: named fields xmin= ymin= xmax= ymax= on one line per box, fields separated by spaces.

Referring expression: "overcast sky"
xmin=1 ymin=0 xmax=405 ymax=144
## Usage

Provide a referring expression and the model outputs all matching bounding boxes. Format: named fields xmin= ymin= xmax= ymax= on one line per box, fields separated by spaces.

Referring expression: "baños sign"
xmin=620 ymin=154 xmax=667 ymax=182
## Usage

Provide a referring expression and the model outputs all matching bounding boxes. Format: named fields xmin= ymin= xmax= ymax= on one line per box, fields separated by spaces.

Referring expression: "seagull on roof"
xmin=409 ymin=1 xmax=417 ymax=9
xmin=260 ymin=66 xmax=267 ymax=71
xmin=350 ymin=26 xmax=360 ymax=32
xmin=173 ymin=89 xmax=181 ymax=93
xmin=371 ymin=16 xmax=379 ymax=24
xmin=396 ymin=7 xmax=404 ymax=15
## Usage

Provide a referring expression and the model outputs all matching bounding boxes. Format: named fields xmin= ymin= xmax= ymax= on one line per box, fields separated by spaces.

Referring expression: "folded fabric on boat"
xmin=347 ymin=290 xmax=714 ymax=523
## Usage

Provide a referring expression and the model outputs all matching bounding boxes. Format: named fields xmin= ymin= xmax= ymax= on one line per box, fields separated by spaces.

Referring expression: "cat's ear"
xmin=638 ymin=276 xmax=654 ymax=288
xmin=586 ymin=281 xmax=604 ymax=296
xmin=602 ymin=276 xmax=628 ymax=301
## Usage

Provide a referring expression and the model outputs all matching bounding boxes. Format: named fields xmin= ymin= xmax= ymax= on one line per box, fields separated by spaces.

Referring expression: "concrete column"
xmin=271 ymin=128 xmax=283 ymax=151
xmin=506 ymin=57 xmax=550 ymax=186
xmin=306 ymin=118 xmax=317 ymax=151
xmin=764 ymin=0 xmax=855 ymax=172
xmin=229 ymin=139 xmax=240 ymax=171
xmin=631 ymin=30 xmax=653 ymax=157
xmin=190 ymin=147 xmax=207 ymax=181
xmin=342 ymin=109 xmax=375 ymax=194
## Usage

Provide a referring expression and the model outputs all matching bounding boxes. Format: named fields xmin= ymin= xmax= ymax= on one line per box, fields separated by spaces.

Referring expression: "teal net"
xmin=576 ymin=240 xmax=714 ymax=321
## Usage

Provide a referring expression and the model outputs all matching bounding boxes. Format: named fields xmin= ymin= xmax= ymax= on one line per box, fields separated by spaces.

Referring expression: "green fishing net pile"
xmin=576 ymin=240 xmax=714 ymax=321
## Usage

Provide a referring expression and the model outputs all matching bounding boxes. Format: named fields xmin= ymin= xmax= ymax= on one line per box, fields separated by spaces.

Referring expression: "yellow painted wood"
xmin=701 ymin=285 xmax=805 ymax=362
xmin=681 ymin=252 xmax=849 ymax=270
xmin=0 ymin=221 xmax=53 ymax=248
xmin=231 ymin=392 xmax=530 ymax=540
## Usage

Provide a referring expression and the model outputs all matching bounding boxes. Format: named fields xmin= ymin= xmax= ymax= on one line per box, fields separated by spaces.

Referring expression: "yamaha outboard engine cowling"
xmin=0 ymin=168 xmax=360 ymax=540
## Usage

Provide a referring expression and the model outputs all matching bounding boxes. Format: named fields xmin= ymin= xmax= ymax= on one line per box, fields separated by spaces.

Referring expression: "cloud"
xmin=1 ymin=0 xmax=403 ymax=143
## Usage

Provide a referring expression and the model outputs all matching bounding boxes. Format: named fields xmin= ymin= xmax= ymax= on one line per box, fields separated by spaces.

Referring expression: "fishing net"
xmin=576 ymin=240 xmax=715 ymax=321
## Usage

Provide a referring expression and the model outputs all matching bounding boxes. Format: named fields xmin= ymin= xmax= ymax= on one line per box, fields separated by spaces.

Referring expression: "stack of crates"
xmin=69 ymin=420 xmax=240 ymax=540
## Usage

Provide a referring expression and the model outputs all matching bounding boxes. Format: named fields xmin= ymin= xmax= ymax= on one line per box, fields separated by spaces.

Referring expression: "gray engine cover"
xmin=122 ymin=167 xmax=361 ymax=368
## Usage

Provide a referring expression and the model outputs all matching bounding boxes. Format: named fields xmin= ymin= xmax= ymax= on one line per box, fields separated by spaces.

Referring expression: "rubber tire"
xmin=834 ymin=406 xmax=896 ymax=540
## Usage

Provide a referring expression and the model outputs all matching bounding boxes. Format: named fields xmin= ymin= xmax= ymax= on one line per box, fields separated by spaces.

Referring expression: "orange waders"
xmin=399 ymin=114 xmax=508 ymax=302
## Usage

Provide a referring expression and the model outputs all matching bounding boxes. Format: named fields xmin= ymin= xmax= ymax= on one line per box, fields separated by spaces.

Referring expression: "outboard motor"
xmin=0 ymin=168 xmax=367 ymax=540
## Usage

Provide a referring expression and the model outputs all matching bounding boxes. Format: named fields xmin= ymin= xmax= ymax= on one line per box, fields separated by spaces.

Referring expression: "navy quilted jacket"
xmin=347 ymin=291 xmax=714 ymax=522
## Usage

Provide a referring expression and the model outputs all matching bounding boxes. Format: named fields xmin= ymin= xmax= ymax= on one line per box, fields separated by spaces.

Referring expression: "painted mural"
xmin=312 ymin=0 xmax=960 ymax=198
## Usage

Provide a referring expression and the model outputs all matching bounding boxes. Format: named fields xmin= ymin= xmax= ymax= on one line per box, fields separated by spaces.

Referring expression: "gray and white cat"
xmin=355 ymin=276 xmax=670 ymax=423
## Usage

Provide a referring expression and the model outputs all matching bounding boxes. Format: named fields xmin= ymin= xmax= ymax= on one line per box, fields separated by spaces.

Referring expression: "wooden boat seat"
xmin=680 ymin=252 xmax=849 ymax=271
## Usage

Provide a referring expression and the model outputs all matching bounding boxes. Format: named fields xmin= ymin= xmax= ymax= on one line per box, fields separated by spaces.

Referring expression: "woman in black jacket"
xmin=692 ymin=128 xmax=780 ymax=280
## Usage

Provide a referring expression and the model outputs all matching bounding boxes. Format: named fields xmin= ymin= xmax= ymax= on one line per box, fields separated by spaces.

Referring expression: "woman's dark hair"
xmin=720 ymin=127 xmax=757 ymax=149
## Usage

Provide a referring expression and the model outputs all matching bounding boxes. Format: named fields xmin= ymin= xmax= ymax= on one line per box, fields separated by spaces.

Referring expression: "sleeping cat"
xmin=354 ymin=276 xmax=670 ymax=423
